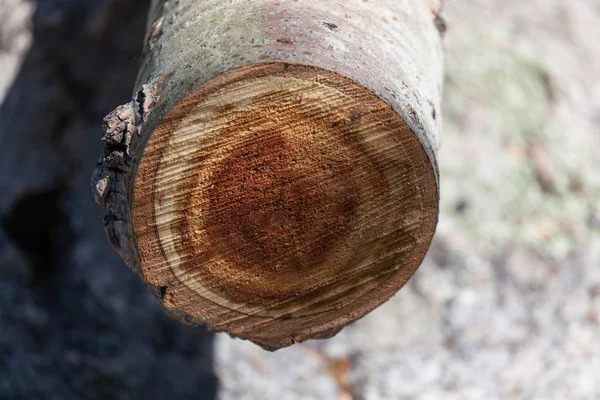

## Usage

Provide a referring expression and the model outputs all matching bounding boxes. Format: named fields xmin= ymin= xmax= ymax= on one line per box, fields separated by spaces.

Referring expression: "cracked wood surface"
xmin=92 ymin=0 xmax=444 ymax=349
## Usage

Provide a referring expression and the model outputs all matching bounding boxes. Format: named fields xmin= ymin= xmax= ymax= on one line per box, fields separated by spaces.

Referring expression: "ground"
xmin=1 ymin=0 xmax=599 ymax=399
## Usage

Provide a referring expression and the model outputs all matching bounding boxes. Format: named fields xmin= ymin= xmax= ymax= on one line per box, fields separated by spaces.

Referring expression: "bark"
xmin=93 ymin=0 xmax=445 ymax=350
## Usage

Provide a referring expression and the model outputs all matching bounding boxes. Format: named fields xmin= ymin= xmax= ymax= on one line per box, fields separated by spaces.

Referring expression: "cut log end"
xmin=132 ymin=63 xmax=438 ymax=349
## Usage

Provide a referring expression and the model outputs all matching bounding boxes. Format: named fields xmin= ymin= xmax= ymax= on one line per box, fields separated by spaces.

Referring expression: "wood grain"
xmin=132 ymin=63 xmax=438 ymax=347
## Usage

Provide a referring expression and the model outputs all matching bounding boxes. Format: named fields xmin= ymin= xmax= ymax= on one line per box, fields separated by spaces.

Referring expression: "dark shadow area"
xmin=0 ymin=1 xmax=218 ymax=399
xmin=1 ymin=187 xmax=74 ymax=286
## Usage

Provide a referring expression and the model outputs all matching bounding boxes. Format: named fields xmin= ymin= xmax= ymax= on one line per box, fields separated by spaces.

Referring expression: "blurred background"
xmin=1 ymin=0 xmax=599 ymax=399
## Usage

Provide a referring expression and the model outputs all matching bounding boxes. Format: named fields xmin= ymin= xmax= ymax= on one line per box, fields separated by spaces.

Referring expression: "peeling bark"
xmin=91 ymin=75 xmax=167 ymax=271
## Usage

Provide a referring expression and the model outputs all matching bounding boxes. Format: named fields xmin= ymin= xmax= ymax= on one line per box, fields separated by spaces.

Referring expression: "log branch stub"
xmin=92 ymin=0 xmax=444 ymax=350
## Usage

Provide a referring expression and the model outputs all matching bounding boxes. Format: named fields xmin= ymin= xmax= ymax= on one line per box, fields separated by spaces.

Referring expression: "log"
xmin=92 ymin=0 xmax=444 ymax=350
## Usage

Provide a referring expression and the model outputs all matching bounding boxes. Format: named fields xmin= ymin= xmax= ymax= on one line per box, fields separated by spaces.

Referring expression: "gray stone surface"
xmin=0 ymin=0 xmax=33 ymax=103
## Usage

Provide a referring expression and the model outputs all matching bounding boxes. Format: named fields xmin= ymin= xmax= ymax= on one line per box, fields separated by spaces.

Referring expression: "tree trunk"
xmin=92 ymin=0 xmax=445 ymax=350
